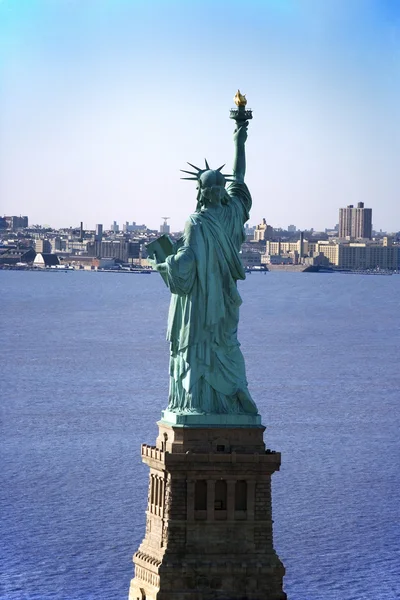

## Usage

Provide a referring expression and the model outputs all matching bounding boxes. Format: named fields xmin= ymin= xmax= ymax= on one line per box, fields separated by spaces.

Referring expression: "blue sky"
xmin=1 ymin=0 xmax=399 ymax=232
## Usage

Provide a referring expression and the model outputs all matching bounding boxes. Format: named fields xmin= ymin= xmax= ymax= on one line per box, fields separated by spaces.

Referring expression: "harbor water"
xmin=1 ymin=270 xmax=399 ymax=600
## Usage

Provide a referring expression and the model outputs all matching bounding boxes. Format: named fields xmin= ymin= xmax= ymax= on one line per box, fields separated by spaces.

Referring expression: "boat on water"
xmin=245 ymin=267 xmax=269 ymax=273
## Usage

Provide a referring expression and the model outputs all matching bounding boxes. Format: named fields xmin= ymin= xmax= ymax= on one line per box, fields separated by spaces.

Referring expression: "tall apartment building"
xmin=339 ymin=206 xmax=353 ymax=238
xmin=339 ymin=203 xmax=372 ymax=239
xmin=3 ymin=216 xmax=29 ymax=230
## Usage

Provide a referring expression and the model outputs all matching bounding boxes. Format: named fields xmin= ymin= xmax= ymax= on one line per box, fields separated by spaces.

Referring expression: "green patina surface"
xmin=148 ymin=104 xmax=260 ymax=426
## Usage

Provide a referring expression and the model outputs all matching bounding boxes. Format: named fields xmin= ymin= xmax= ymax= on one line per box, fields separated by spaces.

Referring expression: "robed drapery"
xmin=163 ymin=182 xmax=258 ymax=415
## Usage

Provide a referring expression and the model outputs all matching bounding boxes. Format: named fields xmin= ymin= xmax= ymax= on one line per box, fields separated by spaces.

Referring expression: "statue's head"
xmin=198 ymin=169 xmax=226 ymax=189
xmin=198 ymin=170 xmax=227 ymax=204
xmin=180 ymin=160 xmax=234 ymax=209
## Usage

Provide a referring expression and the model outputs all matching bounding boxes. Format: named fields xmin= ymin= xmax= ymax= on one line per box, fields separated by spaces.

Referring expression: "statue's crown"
xmin=180 ymin=160 xmax=234 ymax=187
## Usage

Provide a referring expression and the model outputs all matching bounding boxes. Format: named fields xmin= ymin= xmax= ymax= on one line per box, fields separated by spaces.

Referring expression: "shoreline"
xmin=1 ymin=265 xmax=397 ymax=275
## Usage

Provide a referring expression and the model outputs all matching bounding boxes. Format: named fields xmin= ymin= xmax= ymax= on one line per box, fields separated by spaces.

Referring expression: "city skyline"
xmin=1 ymin=0 xmax=400 ymax=231
xmin=5 ymin=203 xmax=397 ymax=237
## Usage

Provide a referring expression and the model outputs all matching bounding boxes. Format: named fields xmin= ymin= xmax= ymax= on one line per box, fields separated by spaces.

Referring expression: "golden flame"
xmin=234 ymin=90 xmax=247 ymax=107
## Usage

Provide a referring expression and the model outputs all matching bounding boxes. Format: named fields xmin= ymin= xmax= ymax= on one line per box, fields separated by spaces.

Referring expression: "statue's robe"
xmin=164 ymin=182 xmax=258 ymax=415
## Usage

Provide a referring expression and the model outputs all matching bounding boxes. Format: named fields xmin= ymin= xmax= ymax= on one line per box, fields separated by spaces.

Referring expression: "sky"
xmin=1 ymin=0 xmax=399 ymax=232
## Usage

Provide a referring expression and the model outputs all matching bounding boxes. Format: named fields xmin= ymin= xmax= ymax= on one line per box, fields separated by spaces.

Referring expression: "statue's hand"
xmin=233 ymin=122 xmax=248 ymax=145
xmin=147 ymin=256 xmax=167 ymax=273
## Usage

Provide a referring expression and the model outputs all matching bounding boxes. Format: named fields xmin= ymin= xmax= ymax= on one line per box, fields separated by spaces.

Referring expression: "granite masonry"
xmin=128 ymin=424 xmax=286 ymax=600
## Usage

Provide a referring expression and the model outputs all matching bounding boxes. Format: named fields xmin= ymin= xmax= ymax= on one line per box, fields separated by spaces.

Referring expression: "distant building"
xmin=0 ymin=248 xmax=36 ymax=265
xmin=86 ymin=240 xmax=141 ymax=262
xmin=92 ymin=257 xmax=117 ymax=270
xmin=351 ymin=202 xmax=372 ymax=239
xmin=123 ymin=221 xmax=147 ymax=233
xmin=3 ymin=216 xmax=29 ymax=230
xmin=325 ymin=229 xmax=339 ymax=238
xmin=244 ymin=224 xmax=256 ymax=241
xmin=95 ymin=224 xmax=103 ymax=242
xmin=51 ymin=237 xmax=67 ymax=253
xmin=315 ymin=241 xmax=398 ymax=270
xmin=264 ymin=239 xmax=309 ymax=257
xmin=160 ymin=218 xmax=170 ymax=235
xmin=66 ymin=240 xmax=88 ymax=254
xmin=288 ymin=224 xmax=297 ymax=233
xmin=339 ymin=202 xmax=372 ymax=239
xmin=35 ymin=239 xmax=52 ymax=254
xmin=110 ymin=221 xmax=119 ymax=233
xmin=253 ymin=218 xmax=273 ymax=241
xmin=339 ymin=206 xmax=353 ymax=238
xmin=264 ymin=254 xmax=294 ymax=265
xmin=240 ymin=249 xmax=262 ymax=268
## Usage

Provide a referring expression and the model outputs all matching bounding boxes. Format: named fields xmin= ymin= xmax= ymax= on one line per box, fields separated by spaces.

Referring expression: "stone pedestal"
xmin=129 ymin=423 xmax=286 ymax=600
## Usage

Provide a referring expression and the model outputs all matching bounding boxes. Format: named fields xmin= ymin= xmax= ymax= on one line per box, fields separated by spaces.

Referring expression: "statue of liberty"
xmin=148 ymin=92 xmax=259 ymax=421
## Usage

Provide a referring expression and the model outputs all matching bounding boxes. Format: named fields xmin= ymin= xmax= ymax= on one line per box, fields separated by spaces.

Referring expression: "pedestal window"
xmin=214 ymin=480 xmax=227 ymax=510
xmin=194 ymin=480 xmax=207 ymax=510
xmin=235 ymin=480 xmax=247 ymax=511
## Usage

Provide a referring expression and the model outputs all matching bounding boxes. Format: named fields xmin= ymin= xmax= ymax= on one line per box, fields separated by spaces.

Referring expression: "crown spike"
xmin=204 ymin=159 xmax=210 ymax=170
xmin=187 ymin=162 xmax=202 ymax=172
xmin=181 ymin=177 xmax=199 ymax=180
xmin=180 ymin=169 xmax=199 ymax=176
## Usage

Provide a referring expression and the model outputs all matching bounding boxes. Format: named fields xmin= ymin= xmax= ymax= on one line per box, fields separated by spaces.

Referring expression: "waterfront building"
xmin=33 ymin=253 xmax=60 ymax=268
xmin=240 ymin=248 xmax=262 ymax=267
xmin=58 ymin=256 xmax=116 ymax=270
xmin=86 ymin=240 xmax=141 ymax=262
xmin=264 ymin=253 xmax=294 ymax=265
xmin=339 ymin=202 xmax=372 ymax=239
xmin=313 ymin=242 xmax=339 ymax=265
xmin=0 ymin=248 xmax=36 ymax=265
xmin=315 ymin=241 xmax=398 ymax=270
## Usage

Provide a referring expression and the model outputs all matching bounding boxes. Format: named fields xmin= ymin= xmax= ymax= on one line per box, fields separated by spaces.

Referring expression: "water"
xmin=1 ymin=270 xmax=399 ymax=600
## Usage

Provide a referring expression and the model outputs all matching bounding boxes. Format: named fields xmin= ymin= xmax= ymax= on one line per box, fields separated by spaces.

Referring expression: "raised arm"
xmin=232 ymin=122 xmax=248 ymax=183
